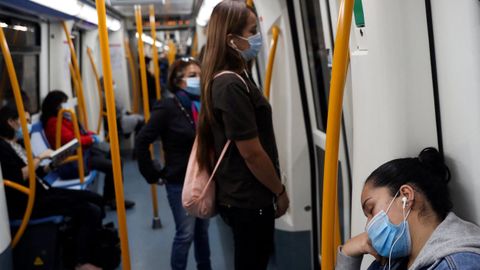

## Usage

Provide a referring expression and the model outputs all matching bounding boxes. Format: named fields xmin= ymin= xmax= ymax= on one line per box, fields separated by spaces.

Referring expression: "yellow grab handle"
xmin=135 ymin=5 xmax=161 ymax=221
xmin=4 ymin=180 xmax=30 ymax=196
xmin=150 ymin=5 xmax=162 ymax=101
xmin=55 ymin=109 xmax=85 ymax=184
xmin=0 ymin=27 xmax=37 ymax=248
xmin=86 ymin=47 xmax=105 ymax=134
xmin=62 ymin=22 xmax=89 ymax=129
xmin=95 ymin=1 xmax=132 ymax=268
xmin=264 ymin=25 xmax=279 ymax=99
xmin=321 ymin=0 xmax=354 ymax=269
xmin=124 ymin=39 xmax=141 ymax=114
xmin=246 ymin=0 xmax=254 ymax=7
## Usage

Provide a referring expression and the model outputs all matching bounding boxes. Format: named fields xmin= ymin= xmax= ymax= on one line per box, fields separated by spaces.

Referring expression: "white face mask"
xmin=61 ymin=101 xmax=73 ymax=110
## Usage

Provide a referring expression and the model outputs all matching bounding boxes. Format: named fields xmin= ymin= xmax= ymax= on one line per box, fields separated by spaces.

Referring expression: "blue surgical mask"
xmin=366 ymin=191 xmax=412 ymax=259
xmin=16 ymin=123 xmax=32 ymax=140
xmin=184 ymin=77 xmax=201 ymax=96
xmin=237 ymin=32 xmax=262 ymax=61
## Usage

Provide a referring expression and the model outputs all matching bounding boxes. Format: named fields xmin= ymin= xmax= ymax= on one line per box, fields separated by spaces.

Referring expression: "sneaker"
xmin=105 ymin=199 xmax=136 ymax=210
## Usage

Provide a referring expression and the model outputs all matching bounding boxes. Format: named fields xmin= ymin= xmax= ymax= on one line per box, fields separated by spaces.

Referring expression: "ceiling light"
xmin=30 ymin=0 xmax=80 ymax=16
xmin=196 ymin=0 xmax=222 ymax=27
xmin=0 ymin=22 xmax=8 ymax=28
xmin=12 ymin=25 xmax=28 ymax=32
xmin=136 ymin=33 xmax=161 ymax=48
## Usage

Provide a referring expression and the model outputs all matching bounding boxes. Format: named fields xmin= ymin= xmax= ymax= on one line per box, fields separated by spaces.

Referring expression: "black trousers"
xmin=89 ymin=143 xmax=121 ymax=201
xmin=32 ymin=187 xmax=104 ymax=265
xmin=219 ymin=205 xmax=275 ymax=270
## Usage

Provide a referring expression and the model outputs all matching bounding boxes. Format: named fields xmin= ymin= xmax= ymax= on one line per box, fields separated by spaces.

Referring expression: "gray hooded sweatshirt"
xmin=336 ymin=212 xmax=480 ymax=270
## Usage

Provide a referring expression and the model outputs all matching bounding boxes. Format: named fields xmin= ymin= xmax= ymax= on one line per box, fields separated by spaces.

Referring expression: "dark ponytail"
xmin=366 ymin=147 xmax=452 ymax=220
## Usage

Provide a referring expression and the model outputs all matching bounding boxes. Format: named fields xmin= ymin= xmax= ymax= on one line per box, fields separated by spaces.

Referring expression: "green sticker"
xmin=354 ymin=0 xmax=365 ymax=27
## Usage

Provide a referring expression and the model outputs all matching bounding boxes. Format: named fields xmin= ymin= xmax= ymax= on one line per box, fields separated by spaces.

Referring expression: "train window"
xmin=0 ymin=16 xmax=40 ymax=113
xmin=299 ymin=1 xmax=331 ymax=132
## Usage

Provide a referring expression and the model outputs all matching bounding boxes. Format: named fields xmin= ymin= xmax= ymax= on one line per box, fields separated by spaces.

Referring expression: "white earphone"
xmin=402 ymin=196 xmax=408 ymax=209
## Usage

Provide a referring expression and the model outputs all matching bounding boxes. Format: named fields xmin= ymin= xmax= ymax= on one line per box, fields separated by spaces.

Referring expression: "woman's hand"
xmin=341 ymin=232 xmax=380 ymax=260
xmin=38 ymin=149 xmax=54 ymax=160
xmin=275 ymin=190 xmax=290 ymax=218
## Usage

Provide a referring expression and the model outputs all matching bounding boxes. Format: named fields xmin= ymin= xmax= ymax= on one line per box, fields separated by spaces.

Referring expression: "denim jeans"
xmin=166 ymin=184 xmax=212 ymax=270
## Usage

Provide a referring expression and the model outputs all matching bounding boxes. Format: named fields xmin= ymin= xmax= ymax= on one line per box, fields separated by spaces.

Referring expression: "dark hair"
xmin=197 ymin=0 xmax=254 ymax=171
xmin=167 ymin=57 xmax=201 ymax=92
xmin=0 ymin=103 xmax=20 ymax=139
xmin=40 ymin=90 xmax=68 ymax=126
xmin=366 ymin=147 xmax=452 ymax=220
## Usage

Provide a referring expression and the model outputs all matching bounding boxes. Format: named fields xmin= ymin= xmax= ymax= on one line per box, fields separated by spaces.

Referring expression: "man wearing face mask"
xmin=135 ymin=57 xmax=212 ymax=270
xmin=336 ymin=148 xmax=480 ymax=270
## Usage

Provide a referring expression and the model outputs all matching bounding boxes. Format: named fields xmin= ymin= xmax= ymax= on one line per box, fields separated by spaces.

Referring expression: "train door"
xmin=288 ymin=0 xmax=353 ymax=265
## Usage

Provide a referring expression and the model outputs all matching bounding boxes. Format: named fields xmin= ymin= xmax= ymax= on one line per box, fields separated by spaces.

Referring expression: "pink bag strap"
xmin=213 ymin=70 xmax=250 ymax=93
xmin=200 ymin=71 xmax=251 ymax=195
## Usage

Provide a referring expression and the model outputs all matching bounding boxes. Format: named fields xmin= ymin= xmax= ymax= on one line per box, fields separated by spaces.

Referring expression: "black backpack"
xmin=91 ymin=222 xmax=121 ymax=270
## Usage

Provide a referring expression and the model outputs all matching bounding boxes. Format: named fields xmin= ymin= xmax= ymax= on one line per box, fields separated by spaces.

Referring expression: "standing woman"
xmin=196 ymin=1 xmax=290 ymax=269
xmin=135 ymin=58 xmax=211 ymax=270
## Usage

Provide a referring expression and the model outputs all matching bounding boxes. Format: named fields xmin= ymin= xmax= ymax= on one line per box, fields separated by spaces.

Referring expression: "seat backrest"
xmin=30 ymin=122 xmax=51 ymax=166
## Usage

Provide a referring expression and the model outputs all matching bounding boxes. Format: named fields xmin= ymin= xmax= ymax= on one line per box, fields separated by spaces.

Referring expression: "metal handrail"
xmin=86 ymin=47 xmax=106 ymax=134
xmin=95 ymin=1 xmax=132 ymax=268
xmin=62 ymin=22 xmax=89 ymax=129
xmin=264 ymin=25 xmax=279 ymax=99
xmin=135 ymin=5 xmax=161 ymax=228
xmin=150 ymin=5 xmax=162 ymax=101
xmin=55 ymin=109 xmax=85 ymax=184
xmin=124 ymin=38 xmax=140 ymax=114
xmin=321 ymin=0 xmax=354 ymax=268
xmin=0 ymin=27 xmax=36 ymax=248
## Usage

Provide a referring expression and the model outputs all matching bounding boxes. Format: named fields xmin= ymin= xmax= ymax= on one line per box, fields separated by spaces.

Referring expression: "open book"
xmin=50 ymin=138 xmax=79 ymax=165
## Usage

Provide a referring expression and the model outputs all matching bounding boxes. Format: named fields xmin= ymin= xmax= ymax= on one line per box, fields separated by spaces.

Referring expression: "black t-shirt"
xmin=211 ymin=71 xmax=280 ymax=209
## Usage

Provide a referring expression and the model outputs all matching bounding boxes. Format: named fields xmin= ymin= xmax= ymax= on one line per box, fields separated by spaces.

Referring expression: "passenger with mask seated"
xmin=41 ymin=90 xmax=135 ymax=210
xmin=0 ymin=103 xmax=104 ymax=270
xmin=99 ymin=77 xmax=144 ymax=139
xmin=336 ymin=147 xmax=480 ymax=270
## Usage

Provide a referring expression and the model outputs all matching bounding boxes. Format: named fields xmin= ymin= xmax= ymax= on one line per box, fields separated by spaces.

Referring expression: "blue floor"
xmin=97 ymin=154 xmax=234 ymax=270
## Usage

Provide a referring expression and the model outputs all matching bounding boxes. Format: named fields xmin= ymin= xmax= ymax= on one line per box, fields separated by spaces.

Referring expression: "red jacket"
xmin=45 ymin=117 xmax=94 ymax=148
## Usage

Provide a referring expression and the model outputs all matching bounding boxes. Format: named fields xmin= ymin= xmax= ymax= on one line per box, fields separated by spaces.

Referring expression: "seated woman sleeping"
xmin=336 ymin=147 xmax=480 ymax=270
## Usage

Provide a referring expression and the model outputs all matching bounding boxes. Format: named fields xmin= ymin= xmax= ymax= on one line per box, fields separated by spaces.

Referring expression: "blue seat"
xmin=30 ymin=122 xmax=97 ymax=190
xmin=10 ymin=215 xmax=64 ymax=227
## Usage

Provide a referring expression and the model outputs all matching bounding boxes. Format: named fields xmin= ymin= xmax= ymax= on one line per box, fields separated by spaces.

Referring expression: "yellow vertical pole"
xmin=167 ymin=39 xmax=176 ymax=65
xmin=86 ymin=47 xmax=106 ymax=134
xmin=191 ymin=31 xmax=198 ymax=58
xmin=124 ymin=39 xmax=140 ymax=114
xmin=95 ymin=1 xmax=132 ymax=269
xmin=0 ymin=27 xmax=36 ymax=248
xmin=135 ymin=5 xmax=161 ymax=228
xmin=62 ymin=22 xmax=89 ymax=129
xmin=321 ymin=0 xmax=354 ymax=269
xmin=55 ymin=109 xmax=85 ymax=184
xmin=149 ymin=5 xmax=162 ymax=100
xmin=68 ymin=63 xmax=86 ymax=126
xmin=264 ymin=25 xmax=279 ymax=99
xmin=246 ymin=0 xmax=254 ymax=8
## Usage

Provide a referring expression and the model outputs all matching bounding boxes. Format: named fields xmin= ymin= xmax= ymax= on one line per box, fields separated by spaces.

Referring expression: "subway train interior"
xmin=0 ymin=0 xmax=479 ymax=269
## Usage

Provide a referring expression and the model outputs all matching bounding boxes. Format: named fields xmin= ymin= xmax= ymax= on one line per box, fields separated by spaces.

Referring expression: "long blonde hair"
xmin=197 ymin=0 xmax=252 ymax=171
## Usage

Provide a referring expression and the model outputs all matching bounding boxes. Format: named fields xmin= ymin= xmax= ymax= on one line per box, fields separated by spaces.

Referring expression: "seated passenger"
xmin=40 ymin=90 xmax=135 ymax=209
xmin=99 ymin=77 xmax=144 ymax=138
xmin=0 ymin=103 xmax=103 ymax=270
xmin=337 ymin=147 xmax=480 ymax=269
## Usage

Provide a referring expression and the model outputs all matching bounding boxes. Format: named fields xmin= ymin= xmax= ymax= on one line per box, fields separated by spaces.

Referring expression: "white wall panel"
xmin=255 ymin=0 xmax=312 ymax=232
xmin=431 ymin=0 xmax=480 ymax=225
xmin=349 ymin=1 xmax=437 ymax=267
